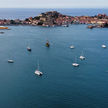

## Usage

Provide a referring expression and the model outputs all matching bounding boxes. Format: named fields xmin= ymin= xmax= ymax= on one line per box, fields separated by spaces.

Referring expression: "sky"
xmin=0 ymin=0 xmax=108 ymax=8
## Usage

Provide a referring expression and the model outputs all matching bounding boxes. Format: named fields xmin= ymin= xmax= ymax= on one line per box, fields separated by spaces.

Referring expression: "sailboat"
xmin=34 ymin=63 xmax=43 ymax=76
xmin=46 ymin=40 xmax=50 ymax=47
xmin=79 ymin=51 xmax=85 ymax=60
xmin=27 ymin=46 xmax=32 ymax=51
xmin=72 ymin=57 xmax=79 ymax=67
xmin=27 ymin=42 xmax=32 ymax=51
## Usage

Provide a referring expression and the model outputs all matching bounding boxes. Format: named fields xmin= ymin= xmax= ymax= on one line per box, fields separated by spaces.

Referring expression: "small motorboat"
xmin=70 ymin=45 xmax=75 ymax=49
xmin=8 ymin=60 xmax=14 ymax=63
xmin=102 ymin=45 xmax=107 ymax=48
xmin=27 ymin=46 xmax=32 ymax=51
xmin=72 ymin=63 xmax=79 ymax=67
xmin=46 ymin=40 xmax=50 ymax=47
xmin=34 ymin=63 xmax=43 ymax=76
xmin=0 ymin=26 xmax=8 ymax=29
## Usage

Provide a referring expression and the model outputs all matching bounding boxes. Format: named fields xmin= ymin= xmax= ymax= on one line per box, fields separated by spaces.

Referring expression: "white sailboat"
xmin=34 ymin=63 xmax=43 ymax=76
xmin=72 ymin=57 xmax=79 ymax=67
xmin=79 ymin=51 xmax=85 ymax=60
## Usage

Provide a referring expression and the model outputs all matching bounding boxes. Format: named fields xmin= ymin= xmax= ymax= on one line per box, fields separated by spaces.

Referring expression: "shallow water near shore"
xmin=0 ymin=24 xmax=108 ymax=108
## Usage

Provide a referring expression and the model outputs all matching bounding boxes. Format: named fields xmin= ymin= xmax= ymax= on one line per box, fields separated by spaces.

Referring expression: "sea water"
xmin=0 ymin=8 xmax=108 ymax=108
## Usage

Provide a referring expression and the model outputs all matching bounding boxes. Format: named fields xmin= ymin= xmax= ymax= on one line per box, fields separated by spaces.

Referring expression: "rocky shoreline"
xmin=0 ymin=11 xmax=108 ymax=29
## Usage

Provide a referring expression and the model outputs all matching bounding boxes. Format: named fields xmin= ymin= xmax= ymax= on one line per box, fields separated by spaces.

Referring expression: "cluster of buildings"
xmin=0 ymin=11 xmax=108 ymax=28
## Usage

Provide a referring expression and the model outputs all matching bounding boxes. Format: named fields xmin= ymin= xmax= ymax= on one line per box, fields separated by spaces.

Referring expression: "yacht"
xmin=72 ymin=57 xmax=79 ymax=67
xmin=72 ymin=63 xmax=79 ymax=67
xmin=8 ymin=60 xmax=14 ymax=63
xmin=79 ymin=51 xmax=85 ymax=60
xmin=102 ymin=45 xmax=107 ymax=48
xmin=27 ymin=46 xmax=32 ymax=51
xmin=70 ymin=45 xmax=75 ymax=49
xmin=35 ymin=63 xmax=43 ymax=76
xmin=46 ymin=40 xmax=50 ymax=47
xmin=80 ymin=56 xmax=85 ymax=60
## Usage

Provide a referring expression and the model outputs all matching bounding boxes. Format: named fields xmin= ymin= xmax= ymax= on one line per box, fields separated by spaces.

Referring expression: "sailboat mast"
xmin=37 ymin=60 xmax=40 ymax=70
xmin=81 ymin=51 xmax=83 ymax=56
xmin=75 ymin=56 xmax=77 ymax=63
xmin=38 ymin=63 xmax=40 ymax=70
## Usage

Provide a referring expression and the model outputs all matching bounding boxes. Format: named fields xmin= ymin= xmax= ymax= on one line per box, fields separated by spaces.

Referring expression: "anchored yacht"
xmin=72 ymin=63 xmax=79 ymax=67
xmin=72 ymin=57 xmax=79 ymax=67
xmin=102 ymin=45 xmax=107 ymax=48
xmin=79 ymin=51 xmax=85 ymax=60
xmin=27 ymin=46 xmax=32 ymax=51
xmin=35 ymin=63 xmax=43 ymax=76
xmin=8 ymin=60 xmax=14 ymax=63
xmin=46 ymin=40 xmax=50 ymax=47
xmin=70 ymin=45 xmax=75 ymax=49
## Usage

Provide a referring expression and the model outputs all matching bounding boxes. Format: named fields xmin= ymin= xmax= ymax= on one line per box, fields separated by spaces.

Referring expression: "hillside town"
xmin=0 ymin=11 xmax=108 ymax=29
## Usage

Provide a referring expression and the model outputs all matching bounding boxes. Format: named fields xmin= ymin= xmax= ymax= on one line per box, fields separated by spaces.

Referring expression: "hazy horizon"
xmin=0 ymin=7 xmax=107 ymax=9
xmin=0 ymin=0 xmax=108 ymax=8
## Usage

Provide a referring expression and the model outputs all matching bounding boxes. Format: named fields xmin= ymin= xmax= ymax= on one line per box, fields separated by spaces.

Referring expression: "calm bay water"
xmin=0 ymin=9 xmax=108 ymax=108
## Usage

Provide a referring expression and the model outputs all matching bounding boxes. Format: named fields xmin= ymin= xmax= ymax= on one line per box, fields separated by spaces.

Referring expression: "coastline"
xmin=0 ymin=11 xmax=108 ymax=29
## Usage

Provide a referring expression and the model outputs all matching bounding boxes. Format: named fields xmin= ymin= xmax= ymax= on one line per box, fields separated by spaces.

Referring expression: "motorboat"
xmin=8 ymin=60 xmax=14 ymax=63
xmin=27 ymin=46 xmax=32 ymax=51
xmin=72 ymin=63 xmax=79 ymax=67
xmin=70 ymin=45 xmax=75 ymax=49
xmin=102 ymin=45 xmax=107 ymax=48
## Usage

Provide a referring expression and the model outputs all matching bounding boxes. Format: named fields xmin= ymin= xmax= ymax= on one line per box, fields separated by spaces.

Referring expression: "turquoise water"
xmin=0 ymin=25 xmax=108 ymax=108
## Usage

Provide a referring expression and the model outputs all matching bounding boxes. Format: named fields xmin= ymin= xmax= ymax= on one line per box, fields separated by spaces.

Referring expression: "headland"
xmin=0 ymin=11 xmax=108 ymax=29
